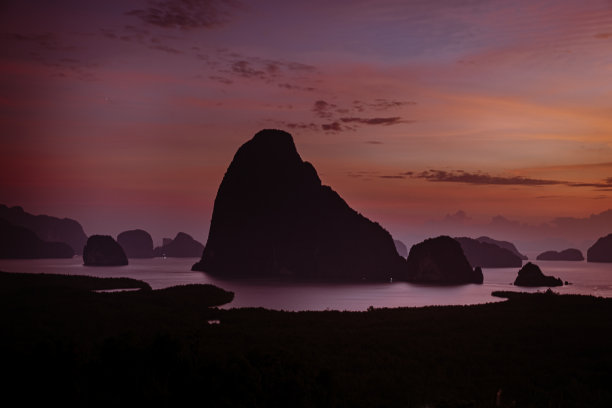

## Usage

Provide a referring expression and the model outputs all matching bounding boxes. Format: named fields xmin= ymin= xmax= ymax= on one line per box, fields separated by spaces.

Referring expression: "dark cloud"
xmin=313 ymin=100 xmax=337 ymax=119
xmin=285 ymin=122 xmax=319 ymax=131
xmin=150 ymin=44 xmax=182 ymax=54
xmin=321 ymin=121 xmax=342 ymax=132
xmin=340 ymin=117 xmax=404 ymax=126
xmin=412 ymin=170 xmax=612 ymax=191
xmin=126 ymin=0 xmax=238 ymax=30
xmin=278 ymin=83 xmax=315 ymax=92
xmin=231 ymin=60 xmax=267 ymax=79
xmin=353 ymin=99 xmax=416 ymax=112
xmin=209 ymin=75 xmax=233 ymax=84
xmin=415 ymin=170 xmax=563 ymax=186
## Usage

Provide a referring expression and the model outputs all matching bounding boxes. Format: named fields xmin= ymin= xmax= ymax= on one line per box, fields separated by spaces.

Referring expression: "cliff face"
xmin=404 ymin=236 xmax=483 ymax=284
xmin=192 ymin=129 xmax=405 ymax=280
xmin=0 ymin=204 xmax=87 ymax=254
xmin=587 ymin=234 xmax=612 ymax=263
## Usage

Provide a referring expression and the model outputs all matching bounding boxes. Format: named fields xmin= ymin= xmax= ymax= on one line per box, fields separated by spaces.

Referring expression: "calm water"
xmin=1 ymin=257 xmax=611 ymax=311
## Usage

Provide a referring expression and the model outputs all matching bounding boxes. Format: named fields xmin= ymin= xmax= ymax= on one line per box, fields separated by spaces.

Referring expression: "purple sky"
xmin=1 ymin=0 xmax=612 ymax=251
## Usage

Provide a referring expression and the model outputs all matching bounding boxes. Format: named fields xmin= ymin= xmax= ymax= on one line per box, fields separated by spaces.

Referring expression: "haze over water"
xmin=2 ymin=258 xmax=610 ymax=311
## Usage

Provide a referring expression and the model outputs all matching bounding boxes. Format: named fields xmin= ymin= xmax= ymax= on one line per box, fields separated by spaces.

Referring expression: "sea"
xmin=1 ymin=257 xmax=611 ymax=311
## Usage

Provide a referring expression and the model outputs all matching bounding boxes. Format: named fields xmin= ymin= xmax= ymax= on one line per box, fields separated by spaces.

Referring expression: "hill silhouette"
xmin=154 ymin=232 xmax=204 ymax=257
xmin=404 ymin=236 xmax=483 ymax=284
xmin=514 ymin=262 xmax=563 ymax=287
xmin=455 ymin=237 xmax=523 ymax=268
xmin=192 ymin=129 xmax=405 ymax=280
xmin=83 ymin=235 xmax=128 ymax=266
xmin=587 ymin=233 xmax=612 ymax=263
xmin=536 ymin=248 xmax=584 ymax=261
xmin=476 ymin=236 xmax=528 ymax=260
xmin=0 ymin=204 xmax=87 ymax=253
xmin=117 ymin=229 xmax=154 ymax=258
xmin=0 ymin=219 xmax=74 ymax=258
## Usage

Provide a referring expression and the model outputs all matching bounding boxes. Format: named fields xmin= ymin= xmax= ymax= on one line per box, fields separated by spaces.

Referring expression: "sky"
xmin=1 ymin=0 xmax=612 ymax=252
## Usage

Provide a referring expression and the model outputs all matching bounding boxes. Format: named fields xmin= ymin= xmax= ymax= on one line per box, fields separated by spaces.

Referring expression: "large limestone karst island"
xmin=192 ymin=129 xmax=405 ymax=280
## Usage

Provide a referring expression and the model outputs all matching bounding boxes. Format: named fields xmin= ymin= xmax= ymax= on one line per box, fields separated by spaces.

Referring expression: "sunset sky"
xmin=2 ymin=0 xmax=612 ymax=251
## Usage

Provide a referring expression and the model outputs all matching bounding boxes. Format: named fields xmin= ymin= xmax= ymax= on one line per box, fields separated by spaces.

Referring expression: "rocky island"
xmin=0 ymin=219 xmax=74 ymax=258
xmin=404 ymin=236 xmax=483 ymax=284
xmin=536 ymin=248 xmax=584 ymax=261
xmin=154 ymin=232 xmax=204 ymax=257
xmin=587 ymin=233 xmax=612 ymax=263
xmin=192 ymin=129 xmax=405 ymax=280
xmin=83 ymin=235 xmax=128 ymax=266
xmin=514 ymin=262 xmax=563 ymax=287
xmin=117 ymin=229 xmax=154 ymax=258
xmin=455 ymin=236 xmax=523 ymax=268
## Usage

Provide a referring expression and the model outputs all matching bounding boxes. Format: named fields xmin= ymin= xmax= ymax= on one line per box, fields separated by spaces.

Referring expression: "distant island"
xmin=404 ymin=236 xmax=483 ymax=284
xmin=192 ymin=129 xmax=405 ymax=280
xmin=514 ymin=262 xmax=563 ymax=287
xmin=0 ymin=204 xmax=87 ymax=254
xmin=83 ymin=235 xmax=128 ymax=266
xmin=536 ymin=248 xmax=584 ymax=261
xmin=587 ymin=233 xmax=612 ymax=263
xmin=455 ymin=236 xmax=523 ymax=268
xmin=117 ymin=229 xmax=155 ymax=259
xmin=476 ymin=236 xmax=528 ymax=260
xmin=0 ymin=218 xmax=74 ymax=259
xmin=154 ymin=232 xmax=204 ymax=257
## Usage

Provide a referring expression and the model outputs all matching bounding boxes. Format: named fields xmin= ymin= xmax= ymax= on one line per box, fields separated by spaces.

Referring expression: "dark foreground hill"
xmin=193 ymin=129 xmax=405 ymax=280
xmin=2 ymin=271 xmax=611 ymax=407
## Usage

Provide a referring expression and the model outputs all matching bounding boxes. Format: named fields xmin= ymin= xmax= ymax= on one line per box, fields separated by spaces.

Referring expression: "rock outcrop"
xmin=455 ymin=237 xmax=523 ymax=268
xmin=587 ymin=234 xmax=612 ymax=263
xmin=117 ymin=229 xmax=154 ymax=258
xmin=513 ymin=262 xmax=563 ymax=287
xmin=154 ymin=232 xmax=204 ymax=257
xmin=192 ymin=129 xmax=405 ymax=280
xmin=0 ymin=219 xmax=74 ymax=258
xmin=404 ymin=236 xmax=483 ymax=284
xmin=394 ymin=240 xmax=408 ymax=258
xmin=83 ymin=235 xmax=128 ymax=266
xmin=476 ymin=236 xmax=528 ymax=260
xmin=536 ymin=249 xmax=584 ymax=261
xmin=0 ymin=204 xmax=87 ymax=254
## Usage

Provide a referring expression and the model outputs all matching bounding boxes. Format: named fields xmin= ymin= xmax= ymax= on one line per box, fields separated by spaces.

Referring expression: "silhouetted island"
xmin=117 ymin=229 xmax=154 ymax=258
xmin=404 ymin=236 xmax=483 ymax=284
xmin=0 ymin=204 xmax=87 ymax=253
xmin=476 ymin=236 xmax=528 ymax=260
xmin=536 ymin=248 xmax=584 ymax=261
xmin=0 ymin=219 xmax=74 ymax=258
xmin=514 ymin=262 xmax=563 ymax=287
xmin=83 ymin=235 xmax=128 ymax=266
xmin=192 ymin=129 xmax=405 ymax=280
xmin=587 ymin=233 xmax=612 ymax=263
xmin=154 ymin=232 xmax=204 ymax=257
xmin=393 ymin=239 xmax=408 ymax=258
xmin=455 ymin=237 xmax=523 ymax=268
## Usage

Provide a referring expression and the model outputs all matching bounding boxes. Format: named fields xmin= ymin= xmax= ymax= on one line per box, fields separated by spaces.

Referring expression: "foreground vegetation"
xmin=1 ymin=271 xmax=611 ymax=407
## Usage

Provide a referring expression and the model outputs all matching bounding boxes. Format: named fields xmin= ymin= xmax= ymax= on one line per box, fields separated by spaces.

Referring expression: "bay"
xmin=1 ymin=257 xmax=610 ymax=311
